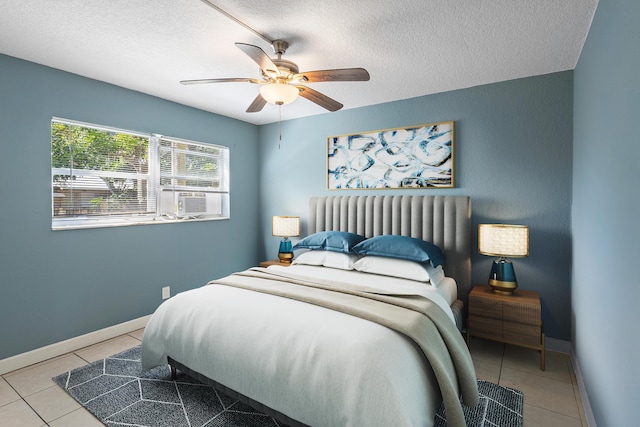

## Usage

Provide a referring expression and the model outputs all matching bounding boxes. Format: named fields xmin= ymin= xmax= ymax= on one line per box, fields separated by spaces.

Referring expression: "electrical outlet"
xmin=162 ymin=286 xmax=171 ymax=300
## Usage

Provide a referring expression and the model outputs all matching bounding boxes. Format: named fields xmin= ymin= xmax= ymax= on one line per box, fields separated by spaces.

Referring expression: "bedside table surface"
xmin=259 ymin=260 xmax=291 ymax=267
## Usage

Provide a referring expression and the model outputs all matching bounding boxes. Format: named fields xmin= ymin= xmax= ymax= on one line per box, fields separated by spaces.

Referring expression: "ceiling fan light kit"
xmin=260 ymin=82 xmax=299 ymax=105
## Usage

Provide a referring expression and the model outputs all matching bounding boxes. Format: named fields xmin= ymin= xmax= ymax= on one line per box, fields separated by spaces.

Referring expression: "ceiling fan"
xmin=180 ymin=39 xmax=370 ymax=113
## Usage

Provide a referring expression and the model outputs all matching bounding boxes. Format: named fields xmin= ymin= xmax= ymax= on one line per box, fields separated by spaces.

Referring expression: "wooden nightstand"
xmin=259 ymin=260 xmax=292 ymax=268
xmin=467 ymin=284 xmax=545 ymax=370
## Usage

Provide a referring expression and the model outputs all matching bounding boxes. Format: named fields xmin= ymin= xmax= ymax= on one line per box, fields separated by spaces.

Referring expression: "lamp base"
xmin=489 ymin=278 xmax=518 ymax=295
xmin=488 ymin=258 xmax=518 ymax=295
xmin=277 ymin=237 xmax=294 ymax=264
xmin=278 ymin=252 xmax=294 ymax=264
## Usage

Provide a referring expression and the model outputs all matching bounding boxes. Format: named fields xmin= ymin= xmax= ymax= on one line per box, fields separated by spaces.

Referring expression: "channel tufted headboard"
xmin=308 ymin=195 xmax=472 ymax=302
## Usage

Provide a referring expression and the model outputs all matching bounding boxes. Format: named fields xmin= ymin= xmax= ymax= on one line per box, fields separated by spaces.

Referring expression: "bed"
xmin=141 ymin=195 xmax=478 ymax=426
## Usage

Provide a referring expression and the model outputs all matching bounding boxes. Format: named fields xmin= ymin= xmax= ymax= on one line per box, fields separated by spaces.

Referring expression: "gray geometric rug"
xmin=435 ymin=380 xmax=523 ymax=427
xmin=53 ymin=346 xmax=523 ymax=427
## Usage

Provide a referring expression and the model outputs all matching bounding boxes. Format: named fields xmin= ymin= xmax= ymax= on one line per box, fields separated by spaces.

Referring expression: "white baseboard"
xmin=570 ymin=348 xmax=597 ymax=427
xmin=0 ymin=315 xmax=151 ymax=375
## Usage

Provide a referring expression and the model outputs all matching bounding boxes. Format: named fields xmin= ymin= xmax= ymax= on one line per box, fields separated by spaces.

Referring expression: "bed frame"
xmin=169 ymin=194 xmax=471 ymax=426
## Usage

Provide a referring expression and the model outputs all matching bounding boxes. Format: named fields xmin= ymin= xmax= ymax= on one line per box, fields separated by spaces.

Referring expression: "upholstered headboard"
xmin=308 ymin=195 xmax=472 ymax=302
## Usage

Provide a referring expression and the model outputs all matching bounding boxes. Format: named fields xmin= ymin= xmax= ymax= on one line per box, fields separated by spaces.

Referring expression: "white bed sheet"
xmin=141 ymin=267 xmax=451 ymax=427
xmin=268 ymin=264 xmax=458 ymax=309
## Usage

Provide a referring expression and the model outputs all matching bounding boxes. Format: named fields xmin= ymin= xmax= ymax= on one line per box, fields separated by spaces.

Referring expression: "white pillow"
xmin=292 ymin=250 xmax=360 ymax=270
xmin=353 ymin=255 xmax=445 ymax=285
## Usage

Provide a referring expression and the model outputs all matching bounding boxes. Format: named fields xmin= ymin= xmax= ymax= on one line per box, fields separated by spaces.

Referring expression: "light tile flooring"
xmin=0 ymin=332 xmax=586 ymax=426
xmin=470 ymin=337 xmax=587 ymax=426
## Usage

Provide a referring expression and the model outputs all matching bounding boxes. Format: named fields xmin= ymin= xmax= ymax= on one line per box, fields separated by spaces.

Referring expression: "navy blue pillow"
xmin=352 ymin=235 xmax=444 ymax=267
xmin=293 ymin=231 xmax=366 ymax=254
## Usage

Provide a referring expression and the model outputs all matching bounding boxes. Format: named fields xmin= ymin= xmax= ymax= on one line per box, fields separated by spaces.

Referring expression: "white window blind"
xmin=51 ymin=118 xmax=229 ymax=230
xmin=158 ymin=136 xmax=227 ymax=191
xmin=156 ymin=136 xmax=229 ymax=218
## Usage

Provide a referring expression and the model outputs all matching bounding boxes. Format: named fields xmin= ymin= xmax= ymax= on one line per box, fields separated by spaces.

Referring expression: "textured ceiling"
xmin=0 ymin=0 xmax=597 ymax=125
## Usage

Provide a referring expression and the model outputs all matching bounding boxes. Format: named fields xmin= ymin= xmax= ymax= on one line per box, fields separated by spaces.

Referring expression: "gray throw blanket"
xmin=209 ymin=268 xmax=479 ymax=427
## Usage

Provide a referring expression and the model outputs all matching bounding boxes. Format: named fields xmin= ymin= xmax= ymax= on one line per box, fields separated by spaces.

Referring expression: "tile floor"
xmin=0 ymin=332 xmax=586 ymax=426
xmin=469 ymin=337 xmax=587 ymax=426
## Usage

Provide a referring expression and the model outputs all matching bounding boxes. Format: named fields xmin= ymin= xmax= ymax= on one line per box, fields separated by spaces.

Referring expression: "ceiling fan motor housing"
xmin=271 ymin=39 xmax=289 ymax=56
xmin=274 ymin=59 xmax=299 ymax=77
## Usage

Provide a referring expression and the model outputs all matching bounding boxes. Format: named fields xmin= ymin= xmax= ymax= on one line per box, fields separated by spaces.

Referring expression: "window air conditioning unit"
xmin=177 ymin=192 xmax=207 ymax=216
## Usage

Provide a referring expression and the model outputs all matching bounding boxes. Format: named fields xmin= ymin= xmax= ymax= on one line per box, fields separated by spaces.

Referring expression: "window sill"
xmin=52 ymin=215 xmax=229 ymax=231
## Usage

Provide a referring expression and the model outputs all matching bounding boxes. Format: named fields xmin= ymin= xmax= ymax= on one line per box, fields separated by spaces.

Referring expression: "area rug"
xmin=53 ymin=346 xmax=523 ymax=427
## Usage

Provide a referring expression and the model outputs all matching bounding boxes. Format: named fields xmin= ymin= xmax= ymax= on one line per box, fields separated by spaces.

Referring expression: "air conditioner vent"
xmin=178 ymin=192 xmax=207 ymax=216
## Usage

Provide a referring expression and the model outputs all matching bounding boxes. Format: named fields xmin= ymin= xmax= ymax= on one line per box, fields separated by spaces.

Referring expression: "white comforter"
xmin=141 ymin=266 xmax=457 ymax=427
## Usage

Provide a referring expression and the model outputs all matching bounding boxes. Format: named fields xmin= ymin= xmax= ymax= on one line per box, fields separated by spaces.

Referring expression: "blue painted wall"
xmin=258 ymin=72 xmax=574 ymax=341
xmin=573 ymin=0 xmax=639 ymax=424
xmin=0 ymin=54 xmax=260 ymax=359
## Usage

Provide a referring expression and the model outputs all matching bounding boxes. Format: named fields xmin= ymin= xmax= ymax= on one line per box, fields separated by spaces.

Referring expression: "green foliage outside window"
xmin=52 ymin=121 xmax=149 ymax=216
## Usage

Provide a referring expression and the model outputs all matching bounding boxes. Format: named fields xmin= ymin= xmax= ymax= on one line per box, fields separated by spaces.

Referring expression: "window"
xmin=51 ymin=118 xmax=229 ymax=230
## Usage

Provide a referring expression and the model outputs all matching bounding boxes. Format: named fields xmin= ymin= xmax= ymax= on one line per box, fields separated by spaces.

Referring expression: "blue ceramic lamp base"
xmin=277 ymin=238 xmax=294 ymax=264
xmin=488 ymin=257 xmax=518 ymax=295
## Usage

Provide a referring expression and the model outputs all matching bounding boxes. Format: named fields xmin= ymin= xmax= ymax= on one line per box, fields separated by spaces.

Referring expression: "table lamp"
xmin=272 ymin=216 xmax=300 ymax=264
xmin=478 ymin=224 xmax=529 ymax=295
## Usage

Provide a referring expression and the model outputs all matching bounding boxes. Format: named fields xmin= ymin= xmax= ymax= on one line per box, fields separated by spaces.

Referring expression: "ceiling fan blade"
xmin=180 ymin=77 xmax=261 ymax=85
xmin=235 ymin=43 xmax=281 ymax=76
xmin=246 ymin=94 xmax=267 ymax=113
xmin=296 ymin=86 xmax=343 ymax=112
xmin=294 ymin=68 xmax=370 ymax=83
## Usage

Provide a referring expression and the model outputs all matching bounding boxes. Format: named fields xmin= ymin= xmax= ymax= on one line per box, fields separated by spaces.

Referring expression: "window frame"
xmin=51 ymin=117 xmax=230 ymax=230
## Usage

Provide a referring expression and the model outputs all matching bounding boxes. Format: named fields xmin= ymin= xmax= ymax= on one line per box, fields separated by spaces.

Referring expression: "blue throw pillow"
xmin=293 ymin=231 xmax=366 ymax=254
xmin=352 ymin=235 xmax=444 ymax=267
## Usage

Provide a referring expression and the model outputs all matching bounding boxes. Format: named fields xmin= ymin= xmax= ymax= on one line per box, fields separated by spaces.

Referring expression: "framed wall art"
xmin=327 ymin=121 xmax=454 ymax=190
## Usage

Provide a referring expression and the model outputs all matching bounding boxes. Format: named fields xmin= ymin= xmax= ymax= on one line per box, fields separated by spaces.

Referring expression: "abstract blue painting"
xmin=327 ymin=121 xmax=454 ymax=189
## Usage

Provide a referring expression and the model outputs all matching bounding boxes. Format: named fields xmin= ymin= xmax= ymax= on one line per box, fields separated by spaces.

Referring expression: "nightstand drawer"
xmin=469 ymin=297 xmax=502 ymax=319
xmin=504 ymin=323 xmax=542 ymax=347
xmin=468 ymin=316 xmax=503 ymax=340
xmin=502 ymin=303 xmax=540 ymax=324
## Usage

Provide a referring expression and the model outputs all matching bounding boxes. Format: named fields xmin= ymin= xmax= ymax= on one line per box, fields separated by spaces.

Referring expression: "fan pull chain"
xmin=278 ymin=105 xmax=282 ymax=150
